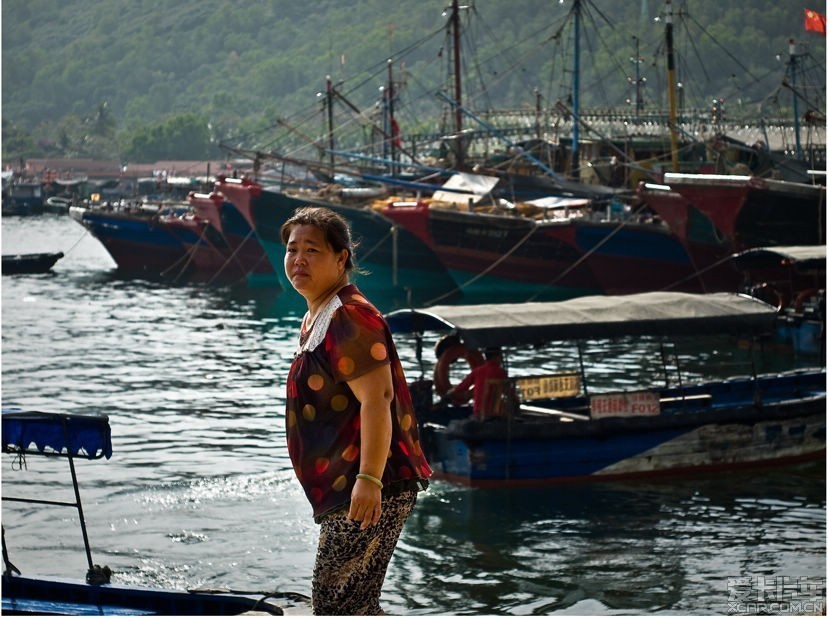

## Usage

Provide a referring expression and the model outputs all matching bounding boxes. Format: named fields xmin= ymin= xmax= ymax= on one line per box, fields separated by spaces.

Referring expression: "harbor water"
xmin=1 ymin=214 xmax=825 ymax=615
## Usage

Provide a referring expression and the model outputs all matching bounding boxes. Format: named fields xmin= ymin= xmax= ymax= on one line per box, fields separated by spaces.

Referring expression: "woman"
xmin=280 ymin=206 xmax=431 ymax=615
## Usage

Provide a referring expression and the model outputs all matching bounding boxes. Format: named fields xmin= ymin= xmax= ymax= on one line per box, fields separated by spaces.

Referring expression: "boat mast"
xmin=664 ymin=0 xmax=680 ymax=172
xmin=450 ymin=0 xmax=465 ymax=168
xmin=788 ymin=38 xmax=803 ymax=160
xmin=633 ymin=36 xmax=643 ymax=118
xmin=326 ymin=76 xmax=335 ymax=177
xmin=386 ymin=59 xmax=399 ymax=174
xmin=571 ymin=0 xmax=581 ymax=180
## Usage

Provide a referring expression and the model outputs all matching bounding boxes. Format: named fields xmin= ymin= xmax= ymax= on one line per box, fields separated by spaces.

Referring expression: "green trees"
xmin=119 ymin=113 xmax=218 ymax=162
xmin=1 ymin=0 xmax=823 ymax=164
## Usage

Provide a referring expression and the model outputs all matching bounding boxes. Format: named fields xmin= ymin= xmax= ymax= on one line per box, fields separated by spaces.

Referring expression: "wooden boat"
xmin=215 ymin=175 xmax=463 ymax=309
xmin=68 ymin=196 xmax=277 ymax=286
xmin=1 ymin=410 xmax=288 ymax=615
xmin=385 ymin=292 xmax=826 ymax=486
xmin=68 ymin=202 xmax=193 ymax=274
xmin=377 ymin=175 xmax=740 ymax=303
xmin=2 ymin=252 xmax=64 ymax=275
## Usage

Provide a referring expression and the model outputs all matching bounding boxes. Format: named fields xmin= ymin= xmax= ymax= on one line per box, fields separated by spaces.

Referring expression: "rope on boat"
xmin=523 ymin=201 xmax=653 ymax=302
xmin=2 ymin=527 xmax=21 ymax=577
xmin=205 ymin=228 xmax=256 ymax=286
xmin=356 ymin=226 xmax=394 ymax=262
xmin=160 ymin=223 xmax=211 ymax=281
xmin=424 ymin=219 xmax=539 ymax=306
xmin=658 ymin=252 xmax=738 ymax=292
xmin=62 ymin=228 xmax=91 ymax=257
xmin=188 ymin=586 xmax=312 ymax=614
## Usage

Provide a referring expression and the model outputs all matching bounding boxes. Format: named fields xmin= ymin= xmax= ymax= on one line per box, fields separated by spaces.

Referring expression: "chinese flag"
xmin=805 ymin=8 xmax=826 ymax=34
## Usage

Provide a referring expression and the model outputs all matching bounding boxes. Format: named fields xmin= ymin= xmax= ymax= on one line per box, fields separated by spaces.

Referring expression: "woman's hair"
xmin=280 ymin=206 xmax=360 ymax=272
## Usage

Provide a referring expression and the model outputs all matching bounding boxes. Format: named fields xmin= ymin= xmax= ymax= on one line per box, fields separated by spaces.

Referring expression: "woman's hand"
xmin=348 ymin=478 xmax=382 ymax=529
xmin=346 ymin=363 xmax=393 ymax=530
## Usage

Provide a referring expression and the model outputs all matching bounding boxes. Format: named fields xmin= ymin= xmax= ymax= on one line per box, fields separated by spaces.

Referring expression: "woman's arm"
xmin=346 ymin=362 xmax=393 ymax=529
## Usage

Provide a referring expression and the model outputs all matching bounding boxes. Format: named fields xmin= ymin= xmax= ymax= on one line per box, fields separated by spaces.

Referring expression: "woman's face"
xmin=284 ymin=224 xmax=348 ymax=301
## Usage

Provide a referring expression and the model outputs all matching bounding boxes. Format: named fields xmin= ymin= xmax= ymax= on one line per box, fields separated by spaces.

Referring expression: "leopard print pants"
xmin=312 ymin=490 xmax=418 ymax=615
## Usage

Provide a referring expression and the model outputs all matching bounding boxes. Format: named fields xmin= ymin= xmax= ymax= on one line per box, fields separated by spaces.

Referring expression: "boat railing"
xmin=507 ymin=367 xmax=826 ymax=421
xmin=2 ymin=410 xmax=113 ymax=583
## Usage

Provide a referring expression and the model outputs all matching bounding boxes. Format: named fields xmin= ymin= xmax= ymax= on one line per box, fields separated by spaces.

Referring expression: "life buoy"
xmin=433 ymin=338 xmax=484 ymax=398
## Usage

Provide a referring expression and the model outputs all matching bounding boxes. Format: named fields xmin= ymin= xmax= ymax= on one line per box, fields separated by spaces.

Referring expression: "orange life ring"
xmin=433 ymin=341 xmax=484 ymax=398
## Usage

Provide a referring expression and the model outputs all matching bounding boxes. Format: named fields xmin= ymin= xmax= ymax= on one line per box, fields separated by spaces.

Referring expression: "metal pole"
xmin=62 ymin=417 xmax=94 ymax=572
xmin=665 ymin=0 xmax=680 ymax=172
xmin=789 ymin=39 xmax=803 ymax=160
xmin=571 ymin=0 xmax=581 ymax=180
xmin=391 ymin=224 xmax=399 ymax=287
xmin=451 ymin=0 xmax=463 ymax=169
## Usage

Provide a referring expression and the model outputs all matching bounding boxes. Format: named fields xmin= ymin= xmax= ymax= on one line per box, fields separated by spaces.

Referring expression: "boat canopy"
xmin=2 ymin=410 xmax=112 ymax=460
xmin=728 ymin=245 xmax=826 ymax=272
xmin=385 ymin=291 xmax=777 ymax=350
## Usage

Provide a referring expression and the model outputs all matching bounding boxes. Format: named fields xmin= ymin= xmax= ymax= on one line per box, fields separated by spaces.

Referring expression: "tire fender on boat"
xmin=433 ymin=336 xmax=484 ymax=399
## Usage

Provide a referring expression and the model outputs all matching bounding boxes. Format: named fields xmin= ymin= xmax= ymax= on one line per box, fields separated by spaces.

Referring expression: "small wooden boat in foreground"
xmin=1 ymin=410 xmax=289 ymax=615
xmin=2 ymin=252 xmax=63 ymax=275
xmin=385 ymin=292 xmax=826 ymax=486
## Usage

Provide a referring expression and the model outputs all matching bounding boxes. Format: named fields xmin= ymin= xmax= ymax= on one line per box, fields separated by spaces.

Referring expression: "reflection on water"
xmin=395 ymin=463 xmax=825 ymax=615
xmin=1 ymin=215 xmax=825 ymax=615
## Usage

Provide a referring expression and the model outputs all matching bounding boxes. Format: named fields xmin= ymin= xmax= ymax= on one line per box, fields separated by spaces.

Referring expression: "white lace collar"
xmin=295 ymin=294 xmax=343 ymax=357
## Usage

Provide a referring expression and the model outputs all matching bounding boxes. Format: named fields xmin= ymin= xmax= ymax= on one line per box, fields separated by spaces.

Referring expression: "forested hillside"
xmin=2 ymin=0 xmax=825 ymax=163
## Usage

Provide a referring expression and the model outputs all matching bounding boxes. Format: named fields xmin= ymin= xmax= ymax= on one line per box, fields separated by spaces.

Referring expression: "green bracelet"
xmin=356 ymin=473 xmax=384 ymax=489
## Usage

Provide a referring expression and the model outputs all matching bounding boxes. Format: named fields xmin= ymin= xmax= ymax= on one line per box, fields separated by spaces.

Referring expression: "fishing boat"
xmin=215 ymin=175 xmax=463 ymax=309
xmin=2 ymin=252 xmax=64 ymax=275
xmin=385 ymin=291 xmax=826 ymax=486
xmin=378 ymin=176 xmax=740 ymax=303
xmin=69 ymin=202 xmax=194 ymax=274
xmin=68 ymin=195 xmax=277 ymax=286
xmin=1 ymin=409 xmax=290 ymax=615
xmin=638 ymin=173 xmax=827 ymax=249
xmin=2 ymin=181 xmax=45 ymax=216
xmin=170 ymin=190 xmax=278 ymax=287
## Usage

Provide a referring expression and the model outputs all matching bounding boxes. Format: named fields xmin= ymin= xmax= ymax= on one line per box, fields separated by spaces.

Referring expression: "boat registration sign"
xmin=590 ymin=391 xmax=661 ymax=418
xmin=516 ymin=373 xmax=581 ymax=400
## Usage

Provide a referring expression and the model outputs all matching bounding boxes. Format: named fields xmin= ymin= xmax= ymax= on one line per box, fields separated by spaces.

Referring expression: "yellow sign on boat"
xmin=516 ymin=373 xmax=581 ymax=400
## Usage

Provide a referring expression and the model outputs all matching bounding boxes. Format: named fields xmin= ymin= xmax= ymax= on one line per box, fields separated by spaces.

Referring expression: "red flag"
xmin=805 ymin=8 xmax=826 ymax=34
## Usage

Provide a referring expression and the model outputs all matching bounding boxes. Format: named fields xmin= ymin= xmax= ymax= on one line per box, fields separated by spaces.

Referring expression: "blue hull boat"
xmin=68 ymin=197 xmax=278 ymax=286
xmin=216 ymin=176 xmax=462 ymax=310
xmin=2 ymin=574 xmax=285 ymax=616
xmin=386 ymin=292 xmax=826 ymax=486
xmin=1 ymin=410 xmax=291 ymax=615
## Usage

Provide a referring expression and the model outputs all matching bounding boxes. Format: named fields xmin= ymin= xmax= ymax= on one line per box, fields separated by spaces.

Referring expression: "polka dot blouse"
xmin=285 ymin=285 xmax=432 ymax=521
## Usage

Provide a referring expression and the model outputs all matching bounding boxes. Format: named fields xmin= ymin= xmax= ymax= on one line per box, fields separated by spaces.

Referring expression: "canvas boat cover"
xmin=431 ymin=172 xmax=500 ymax=205
xmin=385 ymin=291 xmax=778 ymax=350
xmin=728 ymin=245 xmax=826 ymax=271
xmin=2 ymin=410 xmax=112 ymax=460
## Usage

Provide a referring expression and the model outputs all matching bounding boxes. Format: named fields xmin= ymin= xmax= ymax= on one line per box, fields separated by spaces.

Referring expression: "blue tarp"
xmin=2 ymin=410 xmax=112 ymax=460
